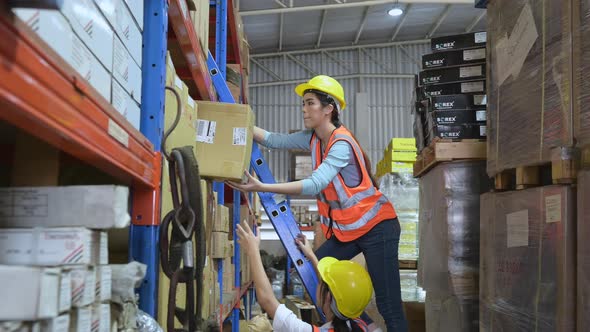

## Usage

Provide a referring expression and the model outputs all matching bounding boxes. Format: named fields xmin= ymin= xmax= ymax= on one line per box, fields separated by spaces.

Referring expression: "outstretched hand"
xmin=236 ymin=220 xmax=260 ymax=255
xmin=226 ymin=170 xmax=264 ymax=193
xmin=295 ymin=233 xmax=314 ymax=259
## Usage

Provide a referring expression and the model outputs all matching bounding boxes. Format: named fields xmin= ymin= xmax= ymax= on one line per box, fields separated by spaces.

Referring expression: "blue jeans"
xmin=315 ymin=218 xmax=408 ymax=332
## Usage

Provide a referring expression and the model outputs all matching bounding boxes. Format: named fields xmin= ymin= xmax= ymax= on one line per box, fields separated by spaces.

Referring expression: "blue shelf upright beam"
xmin=215 ymin=0 xmax=228 ymax=79
xmin=130 ymin=0 xmax=168 ymax=317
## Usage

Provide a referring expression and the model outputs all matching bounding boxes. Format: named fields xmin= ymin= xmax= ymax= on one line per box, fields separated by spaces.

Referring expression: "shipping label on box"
xmin=0 ymin=266 xmax=60 ymax=321
xmin=195 ymin=102 xmax=255 ymax=181
xmin=0 ymin=186 xmax=130 ymax=229
xmin=59 ymin=271 xmax=72 ymax=313
xmin=70 ymin=307 xmax=91 ymax=332
xmin=0 ymin=228 xmax=102 ymax=266
xmin=95 ymin=266 xmax=112 ymax=302
xmin=62 ymin=0 xmax=114 ymax=71
xmin=69 ymin=267 xmax=96 ymax=307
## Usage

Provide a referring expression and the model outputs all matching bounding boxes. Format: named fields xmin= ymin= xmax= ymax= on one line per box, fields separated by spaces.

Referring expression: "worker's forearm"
xmin=260 ymin=181 xmax=304 ymax=196
xmin=253 ymin=126 xmax=267 ymax=144
xmin=249 ymin=250 xmax=280 ymax=318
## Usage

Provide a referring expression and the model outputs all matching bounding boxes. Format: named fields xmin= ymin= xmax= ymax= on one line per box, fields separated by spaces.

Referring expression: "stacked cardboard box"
xmin=0 ymin=185 xmax=126 ymax=331
xmin=376 ymin=138 xmax=416 ymax=178
xmin=480 ymin=186 xmax=576 ymax=331
xmin=417 ymin=161 xmax=490 ymax=331
xmin=14 ymin=0 xmax=143 ymax=130
xmin=414 ymin=32 xmax=487 ymax=149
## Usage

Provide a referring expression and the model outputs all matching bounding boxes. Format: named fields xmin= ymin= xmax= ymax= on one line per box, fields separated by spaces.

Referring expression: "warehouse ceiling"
xmin=238 ymin=0 xmax=486 ymax=54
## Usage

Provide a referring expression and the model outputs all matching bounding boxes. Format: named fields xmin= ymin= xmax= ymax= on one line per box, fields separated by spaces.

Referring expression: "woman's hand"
xmin=295 ymin=233 xmax=314 ymax=259
xmin=226 ymin=171 xmax=265 ymax=193
xmin=236 ymin=221 xmax=260 ymax=255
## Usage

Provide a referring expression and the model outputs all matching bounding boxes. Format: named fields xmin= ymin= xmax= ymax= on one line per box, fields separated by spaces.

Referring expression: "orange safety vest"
xmin=311 ymin=126 xmax=397 ymax=242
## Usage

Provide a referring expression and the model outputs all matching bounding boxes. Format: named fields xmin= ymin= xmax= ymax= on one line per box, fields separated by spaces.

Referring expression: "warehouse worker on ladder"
xmin=227 ymin=75 xmax=408 ymax=331
xmin=237 ymin=221 xmax=373 ymax=332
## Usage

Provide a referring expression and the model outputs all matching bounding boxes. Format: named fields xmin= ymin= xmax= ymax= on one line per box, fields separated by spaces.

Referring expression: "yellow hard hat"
xmin=295 ymin=75 xmax=347 ymax=110
xmin=317 ymin=257 xmax=373 ymax=318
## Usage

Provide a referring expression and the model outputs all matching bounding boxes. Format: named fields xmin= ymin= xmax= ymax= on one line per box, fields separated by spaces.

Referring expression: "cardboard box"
xmin=431 ymin=31 xmax=486 ymax=52
xmin=0 ymin=185 xmax=130 ymax=228
xmin=112 ymin=36 xmax=142 ymax=104
xmin=16 ymin=314 xmax=71 ymax=332
xmin=111 ymin=78 xmax=141 ymax=129
xmin=480 ymin=185 xmax=576 ymax=331
xmin=69 ymin=267 xmax=96 ymax=307
xmin=95 ymin=0 xmax=142 ymax=66
xmin=0 ymin=266 xmax=60 ymax=320
xmin=284 ymin=296 xmax=316 ymax=325
xmin=0 ymin=228 xmax=108 ymax=266
xmin=123 ymin=0 xmax=143 ymax=30
xmin=422 ymin=48 xmax=486 ymax=69
xmin=430 ymin=94 xmax=486 ymax=111
xmin=70 ymin=307 xmax=92 ymax=332
xmin=214 ymin=204 xmax=230 ymax=233
xmin=422 ymin=80 xmax=486 ymax=98
xmin=13 ymin=9 xmax=111 ymax=102
xmin=387 ymin=138 xmax=417 ymax=152
xmin=91 ymin=303 xmax=110 ymax=332
xmin=211 ymin=232 xmax=233 ymax=259
xmin=95 ymin=266 xmax=112 ymax=302
xmin=419 ymin=64 xmax=486 ymax=86
xmin=222 ymin=258 xmax=235 ymax=293
xmin=59 ymin=271 xmax=72 ymax=313
xmin=431 ymin=124 xmax=486 ymax=140
xmin=195 ymin=102 xmax=255 ymax=181
xmin=384 ymin=150 xmax=417 ymax=163
xmin=431 ymin=109 xmax=486 ymax=125
xmin=189 ymin=0 xmax=210 ymax=55
xmin=62 ymin=0 xmax=114 ymax=71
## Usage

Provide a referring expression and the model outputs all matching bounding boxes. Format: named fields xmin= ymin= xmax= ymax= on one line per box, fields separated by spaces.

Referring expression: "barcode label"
xmin=196 ymin=119 xmax=216 ymax=143
xmin=474 ymin=94 xmax=487 ymax=105
xmin=233 ymin=128 xmax=247 ymax=146
xmin=461 ymin=81 xmax=484 ymax=93
xmin=480 ymin=125 xmax=487 ymax=136
xmin=475 ymin=32 xmax=487 ymax=43
xmin=463 ymin=48 xmax=486 ymax=61
xmin=476 ymin=110 xmax=487 ymax=122
xmin=460 ymin=65 xmax=482 ymax=78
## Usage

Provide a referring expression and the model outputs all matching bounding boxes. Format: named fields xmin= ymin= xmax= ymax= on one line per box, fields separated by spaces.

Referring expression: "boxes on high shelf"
xmin=195 ymin=102 xmax=255 ymax=181
xmin=214 ymin=204 xmax=230 ymax=233
xmin=95 ymin=0 xmax=142 ymax=66
xmin=211 ymin=232 xmax=233 ymax=259
xmin=486 ymin=0 xmax=588 ymax=176
xmin=421 ymin=80 xmax=486 ymax=98
xmin=0 ymin=185 xmax=130 ymax=229
xmin=112 ymin=36 xmax=142 ymax=104
xmin=122 ymin=0 xmax=143 ymax=30
xmin=0 ymin=266 xmax=61 ymax=320
xmin=0 ymin=228 xmax=108 ymax=266
xmin=419 ymin=64 xmax=486 ymax=86
xmin=431 ymin=31 xmax=487 ymax=52
xmin=13 ymin=9 xmax=111 ymax=103
xmin=70 ymin=307 xmax=92 ymax=332
xmin=226 ymin=64 xmax=242 ymax=102
xmin=69 ymin=267 xmax=96 ymax=307
xmin=91 ymin=303 xmax=111 ymax=332
xmin=190 ymin=0 xmax=210 ymax=55
xmin=222 ymin=257 xmax=235 ymax=293
xmin=95 ymin=265 xmax=112 ymax=302
xmin=111 ymin=78 xmax=141 ymax=129
xmin=422 ymin=47 xmax=486 ymax=69
xmin=12 ymin=314 xmax=71 ymax=332
xmin=480 ymin=185 xmax=575 ymax=331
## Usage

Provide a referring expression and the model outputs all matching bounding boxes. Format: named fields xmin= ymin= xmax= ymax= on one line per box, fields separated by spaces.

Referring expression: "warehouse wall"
xmin=249 ymin=42 xmax=431 ymax=182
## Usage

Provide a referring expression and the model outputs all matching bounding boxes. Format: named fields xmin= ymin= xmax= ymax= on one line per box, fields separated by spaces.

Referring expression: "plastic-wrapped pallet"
xmin=480 ymin=186 xmax=575 ymax=331
xmin=578 ymin=170 xmax=590 ymax=331
xmin=400 ymin=270 xmax=426 ymax=303
xmin=486 ymin=0 xmax=576 ymax=176
xmin=417 ymin=161 xmax=489 ymax=331
xmin=379 ymin=172 xmax=419 ymax=260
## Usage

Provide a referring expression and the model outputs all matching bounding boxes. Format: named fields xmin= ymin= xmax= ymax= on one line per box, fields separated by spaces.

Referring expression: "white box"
xmin=13 ymin=9 xmax=73 ymax=65
xmin=111 ymin=78 xmax=141 ymax=129
xmin=59 ymin=271 xmax=72 ymax=313
xmin=112 ymin=36 xmax=142 ymax=104
xmin=0 ymin=266 xmax=60 ymax=320
xmin=123 ymin=0 xmax=143 ymax=30
xmin=69 ymin=267 xmax=96 ymax=307
xmin=95 ymin=266 xmax=112 ymax=302
xmin=0 ymin=185 xmax=130 ymax=229
xmin=0 ymin=228 xmax=107 ymax=266
xmin=62 ymin=0 xmax=114 ymax=71
xmin=36 ymin=314 xmax=70 ymax=332
xmin=95 ymin=0 xmax=142 ymax=66
xmin=71 ymin=36 xmax=112 ymax=102
xmin=91 ymin=304 xmax=110 ymax=332
xmin=70 ymin=307 xmax=91 ymax=332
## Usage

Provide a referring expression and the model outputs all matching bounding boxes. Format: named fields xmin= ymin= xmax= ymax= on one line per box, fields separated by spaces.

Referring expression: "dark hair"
xmin=319 ymin=281 xmax=366 ymax=332
xmin=306 ymin=90 xmax=379 ymax=188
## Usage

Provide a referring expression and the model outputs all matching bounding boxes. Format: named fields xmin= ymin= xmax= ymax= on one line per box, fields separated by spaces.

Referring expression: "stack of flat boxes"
xmin=415 ymin=32 xmax=487 ymax=148
xmin=0 ymin=185 xmax=130 ymax=332
xmin=14 ymin=0 xmax=143 ymax=130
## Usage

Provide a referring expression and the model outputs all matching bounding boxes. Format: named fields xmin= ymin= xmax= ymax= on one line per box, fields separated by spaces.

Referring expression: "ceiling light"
xmin=388 ymin=8 xmax=403 ymax=16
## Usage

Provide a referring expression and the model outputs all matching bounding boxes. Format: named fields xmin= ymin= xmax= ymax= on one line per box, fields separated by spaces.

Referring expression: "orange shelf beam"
xmin=0 ymin=10 xmax=159 ymax=190
xmin=168 ymin=0 xmax=217 ymax=101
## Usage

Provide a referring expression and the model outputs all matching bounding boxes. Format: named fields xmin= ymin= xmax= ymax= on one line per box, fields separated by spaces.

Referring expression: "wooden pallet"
xmin=399 ymin=260 xmax=418 ymax=270
xmin=413 ymin=138 xmax=487 ymax=177
xmin=494 ymin=161 xmax=579 ymax=191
